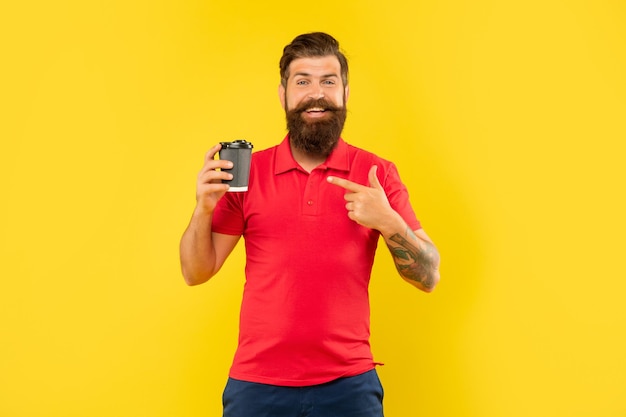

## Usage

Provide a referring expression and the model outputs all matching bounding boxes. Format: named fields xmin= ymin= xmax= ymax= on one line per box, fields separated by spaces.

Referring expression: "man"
xmin=180 ymin=32 xmax=440 ymax=417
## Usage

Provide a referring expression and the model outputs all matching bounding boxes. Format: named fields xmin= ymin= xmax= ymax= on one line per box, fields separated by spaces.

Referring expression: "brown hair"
xmin=279 ymin=32 xmax=349 ymax=88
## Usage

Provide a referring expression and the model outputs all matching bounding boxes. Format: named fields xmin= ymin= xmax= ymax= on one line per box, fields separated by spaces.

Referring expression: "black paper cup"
xmin=218 ymin=140 xmax=253 ymax=192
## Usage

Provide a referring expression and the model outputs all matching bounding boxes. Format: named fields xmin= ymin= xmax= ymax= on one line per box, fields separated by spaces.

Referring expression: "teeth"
xmin=307 ymin=107 xmax=325 ymax=112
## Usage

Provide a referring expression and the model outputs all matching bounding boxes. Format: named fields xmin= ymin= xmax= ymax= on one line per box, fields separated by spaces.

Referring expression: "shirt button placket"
xmin=303 ymin=173 xmax=319 ymax=215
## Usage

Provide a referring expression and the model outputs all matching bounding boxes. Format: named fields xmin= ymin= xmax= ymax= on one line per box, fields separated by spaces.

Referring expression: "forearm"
xmin=179 ymin=208 xmax=218 ymax=286
xmin=381 ymin=217 xmax=440 ymax=292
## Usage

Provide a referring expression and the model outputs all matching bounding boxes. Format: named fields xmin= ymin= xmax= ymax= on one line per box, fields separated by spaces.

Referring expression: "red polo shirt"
xmin=212 ymin=136 xmax=420 ymax=386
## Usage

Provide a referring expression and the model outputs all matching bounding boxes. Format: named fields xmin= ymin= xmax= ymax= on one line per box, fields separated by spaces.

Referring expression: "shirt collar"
xmin=275 ymin=135 xmax=350 ymax=175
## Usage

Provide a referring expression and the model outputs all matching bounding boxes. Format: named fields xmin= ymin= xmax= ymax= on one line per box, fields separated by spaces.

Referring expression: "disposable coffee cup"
xmin=218 ymin=140 xmax=253 ymax=192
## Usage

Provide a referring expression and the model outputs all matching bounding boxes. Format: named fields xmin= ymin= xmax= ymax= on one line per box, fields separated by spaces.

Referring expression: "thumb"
xmin=368 ymin=165 xmax=383 ymax=190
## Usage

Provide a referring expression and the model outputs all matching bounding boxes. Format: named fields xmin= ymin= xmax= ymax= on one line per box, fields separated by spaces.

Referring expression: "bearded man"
xmin=180 ymin=32 xmax=440 ymax=417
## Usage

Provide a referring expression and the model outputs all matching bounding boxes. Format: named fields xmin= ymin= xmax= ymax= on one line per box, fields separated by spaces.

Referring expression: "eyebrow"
xmin=293 ymin=72 xmax=339 ymax=78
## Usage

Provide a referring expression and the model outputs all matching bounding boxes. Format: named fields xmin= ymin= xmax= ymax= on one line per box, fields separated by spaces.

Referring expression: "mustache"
xmin=291 ymin=98 xmax=342 ymax=114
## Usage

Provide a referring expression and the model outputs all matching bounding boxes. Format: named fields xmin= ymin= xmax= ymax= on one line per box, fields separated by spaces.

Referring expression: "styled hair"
xmin=279 ymin=32 xmax=349 ymax=88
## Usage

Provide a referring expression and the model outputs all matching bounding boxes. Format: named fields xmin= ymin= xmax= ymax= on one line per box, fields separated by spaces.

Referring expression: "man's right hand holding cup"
xmin=195 ymin=143 xmax=233 ymax=215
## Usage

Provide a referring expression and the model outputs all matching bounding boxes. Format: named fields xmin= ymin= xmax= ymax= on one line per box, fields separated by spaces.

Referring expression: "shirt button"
xmin=307 ymin=200 xmax=314 ymax=206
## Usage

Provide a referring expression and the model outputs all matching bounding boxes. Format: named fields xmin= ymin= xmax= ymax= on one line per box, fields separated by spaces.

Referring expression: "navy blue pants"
xmin=222 ymin=369 xmax=384 ymax=417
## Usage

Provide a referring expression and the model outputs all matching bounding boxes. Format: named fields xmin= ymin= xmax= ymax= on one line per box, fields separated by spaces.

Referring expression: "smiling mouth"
xmin=305 ymin=107 xmax=327 ymax=113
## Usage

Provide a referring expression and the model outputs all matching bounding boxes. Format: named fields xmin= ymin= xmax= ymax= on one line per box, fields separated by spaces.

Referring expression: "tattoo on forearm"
xmin=387 ymin=230 xmax=439 ymax=290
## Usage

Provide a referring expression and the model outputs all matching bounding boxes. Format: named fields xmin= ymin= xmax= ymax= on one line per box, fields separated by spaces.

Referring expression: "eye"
xmin=322 ymin=79 xmax=336 ymax=86
xmin=296 ymin=79 xmax=309 ymax=86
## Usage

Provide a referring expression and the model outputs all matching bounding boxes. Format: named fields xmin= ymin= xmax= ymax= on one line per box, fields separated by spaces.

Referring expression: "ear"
xmin=278 ymin=84 xmax=286 ymax=110
xmin=344 ymin=85 xmax=350 ymax=104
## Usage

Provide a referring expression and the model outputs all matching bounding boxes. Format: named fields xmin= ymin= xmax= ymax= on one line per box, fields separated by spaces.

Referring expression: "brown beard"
xmin=285 ymin=97 xmax=347 ymax=159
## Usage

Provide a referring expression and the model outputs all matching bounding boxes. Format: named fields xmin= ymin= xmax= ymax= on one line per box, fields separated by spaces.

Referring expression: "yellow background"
xmin=2 ymin=1 xmax=625 ymax=416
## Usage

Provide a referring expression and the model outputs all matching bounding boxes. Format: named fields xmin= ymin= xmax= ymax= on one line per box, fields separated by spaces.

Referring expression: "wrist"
xmin=192 ymin=204 xmax=215 ymax=221
xmin=378 ymin=212 xmax=408 ymax=239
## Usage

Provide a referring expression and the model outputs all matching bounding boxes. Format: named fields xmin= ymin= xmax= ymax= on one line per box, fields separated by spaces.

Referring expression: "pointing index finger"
xmin=327 ymin=175 xmax=367 ymax=192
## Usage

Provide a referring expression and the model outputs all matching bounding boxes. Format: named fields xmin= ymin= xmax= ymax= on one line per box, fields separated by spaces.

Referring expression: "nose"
xmin=307 ymin=86 xmax=324 ymax=100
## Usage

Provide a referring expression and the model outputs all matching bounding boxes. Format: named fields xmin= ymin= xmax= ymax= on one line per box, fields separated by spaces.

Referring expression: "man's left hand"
xmin=327 ymin=165 xmax=403 ymax=234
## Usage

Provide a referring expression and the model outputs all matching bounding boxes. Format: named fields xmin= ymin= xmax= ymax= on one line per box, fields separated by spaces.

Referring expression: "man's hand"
xmin=195 ymin=144 xmax=234 ymax=215
xmin=329 ymin=165 xmax=440 ymax=292
xmin=327 ymin=165 xmax=404 ymax=235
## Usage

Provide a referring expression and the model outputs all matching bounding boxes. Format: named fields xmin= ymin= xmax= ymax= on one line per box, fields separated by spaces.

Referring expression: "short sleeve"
xmin=212 ymin=192 xmax=245 ymax=235
xmin=382 ymin=162 xmax=421 ymax=231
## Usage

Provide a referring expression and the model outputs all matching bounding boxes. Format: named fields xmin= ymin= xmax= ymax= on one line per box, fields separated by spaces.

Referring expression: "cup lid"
xmin=220 ymin=140 xmax=253 ymax=149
